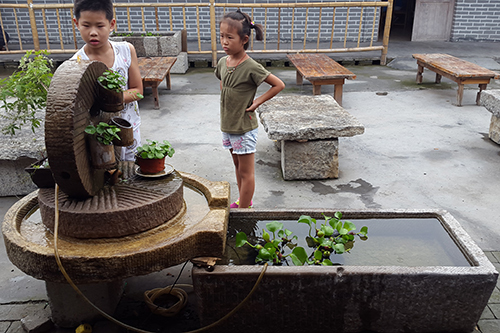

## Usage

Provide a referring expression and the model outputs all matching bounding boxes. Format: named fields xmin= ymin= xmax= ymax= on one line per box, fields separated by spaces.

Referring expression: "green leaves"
xmin=235 ymin=232 xmax=248 ymax=247
xmin=290 ymin=247 xmax=307 ymax=266
xmin=0 ymin=50 xmax=53 ymax=135
xmin=136 ymin=139 xmax=175 ymax=160
xmin=85 ymin=122 xmax=121 ymax=145
xmin=97 ymin=69 xmax=126 ymax=93
xmin=233 ymin=213 xmax=368 ymax=266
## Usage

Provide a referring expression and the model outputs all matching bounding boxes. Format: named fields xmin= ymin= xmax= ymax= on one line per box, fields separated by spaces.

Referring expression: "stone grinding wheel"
xmin=45 ymin=60 xmax=108 ymax=198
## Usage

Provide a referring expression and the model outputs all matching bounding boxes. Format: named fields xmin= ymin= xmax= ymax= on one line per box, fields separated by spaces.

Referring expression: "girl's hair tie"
xmin=250 ymin=21 xmax=255 ymax=29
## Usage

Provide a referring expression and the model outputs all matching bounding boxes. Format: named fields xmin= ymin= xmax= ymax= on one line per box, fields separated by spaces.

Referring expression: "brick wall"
xmin=2 ymin=0 xmax=500 ymax=46
xmin=451 ymin=0 xmax=500 ymax=41
xmin=0 ymin=0 xmax=380 ymax=47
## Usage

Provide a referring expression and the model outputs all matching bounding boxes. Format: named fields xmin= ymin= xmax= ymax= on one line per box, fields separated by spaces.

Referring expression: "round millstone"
xmin=45 ymin=60 xmax=109 ymax=199
xmin=38 ymin=170 xmax=184 ymax=239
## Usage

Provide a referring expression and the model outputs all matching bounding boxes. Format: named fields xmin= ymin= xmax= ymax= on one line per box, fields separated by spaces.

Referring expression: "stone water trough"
xmin=193 ymin=209 xmax=498 ymax=333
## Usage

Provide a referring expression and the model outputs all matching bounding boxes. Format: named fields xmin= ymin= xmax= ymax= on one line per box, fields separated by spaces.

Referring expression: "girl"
xmin=215 ymin=10 xmax=285 ymax=208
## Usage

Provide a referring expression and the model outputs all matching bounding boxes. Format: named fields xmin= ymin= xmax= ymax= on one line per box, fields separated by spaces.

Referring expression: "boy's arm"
xmin=246 ymin=74 xmax=285 ymax=112
xmin=123 ymin=43 xmax=143 ymax=104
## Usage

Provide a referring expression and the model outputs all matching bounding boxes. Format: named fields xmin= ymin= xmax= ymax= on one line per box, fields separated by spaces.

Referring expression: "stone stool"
xmin=257 ymin=95 xmax=364 ymax=180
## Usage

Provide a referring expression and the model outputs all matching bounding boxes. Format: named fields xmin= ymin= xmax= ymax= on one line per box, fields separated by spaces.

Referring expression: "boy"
xmin=71 ymin=0 xmax=143 ymax=161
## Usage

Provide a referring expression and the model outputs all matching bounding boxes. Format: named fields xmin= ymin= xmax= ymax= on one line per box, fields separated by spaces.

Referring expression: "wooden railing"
xmin=0 ymin=0 xmax=393 ymax=65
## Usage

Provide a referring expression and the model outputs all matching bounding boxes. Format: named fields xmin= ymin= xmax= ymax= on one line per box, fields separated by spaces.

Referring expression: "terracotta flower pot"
xmin=110 ymin=117 xmax=134 ymax=146
xmin=88 ymin=137 xmax=116 ymax=169
xmin=135 ymin=156 xmax=166 ymax=174
xmin=98 ymin=81 xmax=124 ymax=113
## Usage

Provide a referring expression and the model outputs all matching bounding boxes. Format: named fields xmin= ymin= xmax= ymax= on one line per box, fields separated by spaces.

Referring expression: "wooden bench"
xmin=287 ymin=53 xmax=356 ymax=106
xmin=412 ymin=53 xmax=500 ymax=106
xmin=138 ymin=56 xmax=177 ymax=109
xmin=257 ymin=95 xmax=364 ymax=180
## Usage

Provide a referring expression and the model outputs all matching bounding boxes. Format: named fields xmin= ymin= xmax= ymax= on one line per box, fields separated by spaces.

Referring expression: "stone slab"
xmin=20 ymin=307 xmax=53 ymax=333
xmin=257 ymin=94 xmax=364 ymax=141
xmin=480 ymin=90 xmax=500 ymax=144
xmin=110 ymin=31 xmax=181 ymax=57
xmin=481 ymin=90 xmax=500 ymax=117
xmin=489 ymin=114 xmax=500 ymax=144
xmin=0 ymin=322 xmax=10 ymax=331
xmin=6 ymin=321 xmax=22 ymax=333
xmin=282 ymin=138 xmax=339 ymax=180
xmin=171 ymin=52 xmax=188 ymax=74
xmin=0 ymin=110 xmax=45 ymax=196
xmin=0 ymin=303 xmax=49 ymax=321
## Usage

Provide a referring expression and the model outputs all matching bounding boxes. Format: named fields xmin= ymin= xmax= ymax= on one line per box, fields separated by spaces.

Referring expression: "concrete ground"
xmin=1 ymin=40 xmax=500 ymax=332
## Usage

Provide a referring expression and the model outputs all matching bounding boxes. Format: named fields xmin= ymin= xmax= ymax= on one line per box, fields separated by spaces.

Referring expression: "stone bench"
xmin=480 ymin=90 xmax=500 ymax=143
xmin=257 ymin=95 xmax=364 ymax=180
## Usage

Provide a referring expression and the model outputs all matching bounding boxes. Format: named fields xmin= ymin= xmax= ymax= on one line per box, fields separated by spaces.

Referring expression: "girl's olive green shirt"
xmin=215 ymin=56 xmax=270 ymax=134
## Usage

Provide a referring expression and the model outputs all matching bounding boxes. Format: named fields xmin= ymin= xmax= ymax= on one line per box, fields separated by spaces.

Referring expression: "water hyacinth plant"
xmin=236 ymin=213 xmax=368 ymax=266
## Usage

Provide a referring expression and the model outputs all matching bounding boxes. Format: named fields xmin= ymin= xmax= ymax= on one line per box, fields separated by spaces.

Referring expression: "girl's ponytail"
xmin=250 ymin=20 xmax=264 ymax=41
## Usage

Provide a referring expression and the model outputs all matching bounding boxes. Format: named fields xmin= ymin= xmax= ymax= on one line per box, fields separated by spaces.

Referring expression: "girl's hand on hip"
xmin=246 ymin=102 xmax=258 ymax=112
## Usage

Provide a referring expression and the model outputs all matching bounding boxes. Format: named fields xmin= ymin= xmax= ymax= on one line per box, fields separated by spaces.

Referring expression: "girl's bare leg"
xmin=234 ymin=153 xmax=255 ymax=208
xmin=230 ymin=149 xmax=241 ymax=193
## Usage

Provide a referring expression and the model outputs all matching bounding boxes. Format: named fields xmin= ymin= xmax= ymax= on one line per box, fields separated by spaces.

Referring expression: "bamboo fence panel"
xmin=0 ymin=1 xmax=393 ymax=64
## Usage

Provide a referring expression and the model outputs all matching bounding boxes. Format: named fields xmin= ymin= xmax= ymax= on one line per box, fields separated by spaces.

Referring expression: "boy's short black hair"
xmin=74 ymin=0 xmax=114 ymax=21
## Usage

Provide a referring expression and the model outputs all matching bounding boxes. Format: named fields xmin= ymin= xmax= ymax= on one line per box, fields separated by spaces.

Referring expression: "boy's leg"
xmin=235 ymin=153 xmax=255 ymax=208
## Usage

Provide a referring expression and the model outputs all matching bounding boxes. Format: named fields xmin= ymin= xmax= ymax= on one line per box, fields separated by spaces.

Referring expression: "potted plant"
xmin=135 ymin=139 xmax=175 ymax=174
xmin=97 ymin=69 xmax=126 ymax=112
xmin=24 ymin=157 xmax=56 ymax=188
xmin=84 ymin=122 xmax=121 ymax=169
xmin=109 ymin=117 xmax=134 ymax=146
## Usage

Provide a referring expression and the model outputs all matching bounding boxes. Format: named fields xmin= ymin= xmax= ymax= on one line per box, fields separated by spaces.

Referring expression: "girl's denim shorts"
xmin=222 ymin=128 xmax=258 ymax=155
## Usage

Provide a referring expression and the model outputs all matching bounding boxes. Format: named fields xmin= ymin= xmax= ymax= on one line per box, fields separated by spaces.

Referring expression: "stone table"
xmin=480 ymin=90 xmax=500 ymax=144
xmin=257 ymin=95 xmax=364 ymax=180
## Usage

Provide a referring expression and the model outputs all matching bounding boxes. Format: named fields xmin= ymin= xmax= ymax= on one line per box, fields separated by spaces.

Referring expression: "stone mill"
xmin=2 ymin=59 xmax=230 ymax=327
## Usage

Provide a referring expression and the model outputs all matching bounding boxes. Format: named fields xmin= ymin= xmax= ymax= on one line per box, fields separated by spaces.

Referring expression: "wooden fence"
xmin=0 ymin=0 xmax=393 ymax=65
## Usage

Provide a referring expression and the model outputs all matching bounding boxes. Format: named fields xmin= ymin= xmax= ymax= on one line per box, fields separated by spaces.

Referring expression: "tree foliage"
xmin=0 ymin=50 xmax=53 ymax=135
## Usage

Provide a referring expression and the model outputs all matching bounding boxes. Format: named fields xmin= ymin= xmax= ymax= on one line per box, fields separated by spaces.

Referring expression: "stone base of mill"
xmin=46 ymin=280 xmax=124 ymax=328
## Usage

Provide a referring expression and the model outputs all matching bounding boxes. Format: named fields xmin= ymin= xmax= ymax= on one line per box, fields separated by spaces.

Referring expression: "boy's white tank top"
xmin=71 ymin=40 xmax=141 ymax=129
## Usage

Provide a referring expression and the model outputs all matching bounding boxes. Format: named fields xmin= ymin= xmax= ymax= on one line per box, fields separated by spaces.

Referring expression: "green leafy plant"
xmin=97 ymin=69 xmax=126 ymax=93
xmin=236 ymin=221 xmax=307 ymax=266
xmin=236 ymin=213 xmax=368 ymax=266
xmin=31 ymin=158 xmax=50 ymax=169
xmin=142 ymin=32 xmax=161 ymax=37
xmin=0 ymin=50 xmax=53 ymax=135
xmin=112 ymin=32 xmax=133 ymax=37
xmin=97 ymin=69 xmax=144 ymax=99
xmin=84 ymin=122 xmax=121 ymax=145
xmin=136 ymin=139 xmax=175 ymax=159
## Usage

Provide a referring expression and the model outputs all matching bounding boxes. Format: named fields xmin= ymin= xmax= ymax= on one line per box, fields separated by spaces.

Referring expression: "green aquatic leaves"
xmin=235 ymin=213 xmax=368 ymax=266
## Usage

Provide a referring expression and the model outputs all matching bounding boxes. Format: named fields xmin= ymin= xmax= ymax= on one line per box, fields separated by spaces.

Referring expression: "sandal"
xmin=230 ymin=199 xmax=253 ymax=208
